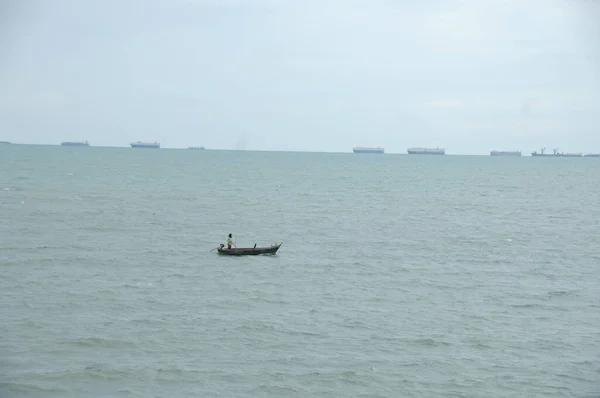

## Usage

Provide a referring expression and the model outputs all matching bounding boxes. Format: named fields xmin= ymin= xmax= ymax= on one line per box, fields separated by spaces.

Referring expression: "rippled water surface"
xmin=1 ymin=145 xmax=599 ymax=397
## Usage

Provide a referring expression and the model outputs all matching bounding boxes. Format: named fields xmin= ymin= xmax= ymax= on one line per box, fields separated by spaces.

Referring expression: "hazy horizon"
xmin=1 ymin=0 xmax=599 ymax=155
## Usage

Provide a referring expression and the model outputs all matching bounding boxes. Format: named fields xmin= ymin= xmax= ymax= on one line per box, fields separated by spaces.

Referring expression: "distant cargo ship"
xmin=352 ymin=147 xmax=384 ymax=154
xmin=61 ymin=141 xmax=89 ymax=147
xmin=584 ymin=153 xmax=600 ymax=157
xmin=490 ymin=150 xmax=521 ymax=156
xmin=0 ymin=141 xmax=11 ymax=144
xmin=189 ymin=146 xmax=205 ymax=150
xmin=407 ymin=147 xmax=445 ymax=155
xmin=531 ymin=147 xmax=555 ymax=157
xmin=130 ymin=141 xmax=160 ymax=148
xmin=531 ymin=148 xmax=582 ymax=157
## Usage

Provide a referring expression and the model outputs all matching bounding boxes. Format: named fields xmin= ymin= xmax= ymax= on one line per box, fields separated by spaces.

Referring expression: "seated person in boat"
xmin=227 ymin=234 xmax=234 ymax=249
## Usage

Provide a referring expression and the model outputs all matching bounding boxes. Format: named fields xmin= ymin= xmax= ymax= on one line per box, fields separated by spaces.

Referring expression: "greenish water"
xmin=1 ymin=145 xmax=599 ymax=397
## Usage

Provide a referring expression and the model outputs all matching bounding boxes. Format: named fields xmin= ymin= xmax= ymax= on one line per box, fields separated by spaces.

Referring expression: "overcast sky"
xmin=0 ymin=0 xmax=598 ymax=154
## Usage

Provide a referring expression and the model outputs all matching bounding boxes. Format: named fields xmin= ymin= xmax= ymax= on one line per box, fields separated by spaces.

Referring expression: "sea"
xmin=1 ymin=144 xmax=599 ymax=398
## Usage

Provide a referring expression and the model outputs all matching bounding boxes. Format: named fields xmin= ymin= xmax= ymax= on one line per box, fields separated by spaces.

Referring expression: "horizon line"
xmin=2 ymin=143 xmax=599 ymax=156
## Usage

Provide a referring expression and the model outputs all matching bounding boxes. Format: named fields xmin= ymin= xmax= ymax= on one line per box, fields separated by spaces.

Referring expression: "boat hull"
xmin=352 ymin=147 xmax=384 ymax=154
xmin=217 ymin=243 xmax=283 ymax=256
xmin=532 ymin=153 xmax=582 ymax=157
xmin=131 ymin=142 xmax=160 ymax=148
xmin=61 ymin=141 xmax=89 ymax=147
xmin=531 ymin=148 xmax=582 ymax=157
xmin=407 ymin=148 xmax=445 ymax=155
xmin=490 ymin=151 xmax=521 ymax=156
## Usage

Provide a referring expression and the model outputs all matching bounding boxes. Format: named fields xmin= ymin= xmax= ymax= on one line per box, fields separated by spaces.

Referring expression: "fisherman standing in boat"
xmin=227 ymin=234 xmax=234 ymax=249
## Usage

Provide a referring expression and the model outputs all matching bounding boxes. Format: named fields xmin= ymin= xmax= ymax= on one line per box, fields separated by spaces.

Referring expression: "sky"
xmin=0 ymin=0 xmax=599 ymax=154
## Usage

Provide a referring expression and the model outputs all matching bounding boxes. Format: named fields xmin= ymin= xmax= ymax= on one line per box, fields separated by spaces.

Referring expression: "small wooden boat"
xmin=217 ymin=242 xmax=283 ymax=256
